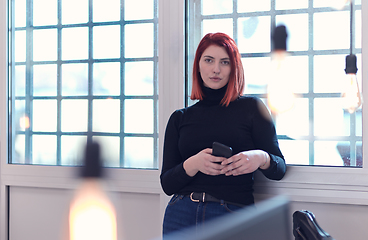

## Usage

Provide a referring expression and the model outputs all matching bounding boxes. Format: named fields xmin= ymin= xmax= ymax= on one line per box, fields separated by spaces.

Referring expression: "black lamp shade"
xmin=272 ymin=25 xmax=288 ymax=51
xmin=345 ymin=54 xmax=358 ymax=74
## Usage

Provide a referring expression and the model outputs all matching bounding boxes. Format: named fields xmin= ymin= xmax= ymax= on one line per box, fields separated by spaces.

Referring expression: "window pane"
xmin=314 ymin=55 xmax=345 ymax=93
xmin=124 ymin=137 xmax=154 ymax=168
xmin=62 ymin=27 xmax=89 ymax=60
xmin=202 ymin=0 xmax=233 ymax=15
xmin=93 ymin=136 xmax=120 ymax=167
xmin=336 ymin=141 xmax=362 ymax=167
xmin=93 ymin=99 xmax=120 ymax=133
xmin=32 ymin=135 xmax=57 ymax=165
xmin=238 ymin=0 xmax=270 ymax=12
xmin=314 ymin=11 xmax=350 ymax=50
xmin=203 ymin=18 xmax=233 ymax=38
xmin=238 ymin=16 xmax=270 ymax=53
xmin=14 ymin=100 xmax=26 ymax=130
xmin=242 ymin=57 xmax=270 ymax=94
xmin=356 ymin=10 xmax=361 ymax=49
xmin=279 ymin=140 xmax=309 ymax=165
xmin=61 ymin=136 xmax=87 ymax=166
xmin=276 ymin=14 xmax=308 ymax=52
xmin=33 ymin=29 xmax=58 ymax=61
xmin=61 ymin=100 xmax=88 ymax=132
xmin=15 ymin=30 xmax=26 ymax=62
xmin=275 ymin=98 xmax=309 ymax=137
xmin=93 ymin=0 xmax=120 ymax=22
xmin=62 ymin=0 xmax=88 ymax=24
xmin=314 ymin=141 xmax=344 ymax=166
xmin=13 ymin=134 xmax=26 ymax=164
xmin=14 ymin=0 xmax=26 ymax=28
xmin=276 ymin=0 xmax=308 ymax=10
xmin=62 ymin=63 xmax=88 ymax=96
xmin=124 ymin=23 xmax=154 ymax=58
xmin=285 ymin=56 xmax=309 ymax=93
xmin=14 ymin=65 xmax=26 ymax=97
xmin=93 ymin=25 xmax=121 ymax=59
xmin=125 ymin=61 xmax=154 ymax=96
xmin=32 ymin=100 xmax=57 ymax=132
xmin=33 ymin=64 xmax=57 ymax=96
xmin=33 ymin=0 xmax=57 ymax=26
xmin=124 ymin=99 xmax=153 ymax=134
xmin=314 ymin=98 xmax=348 ymax=136
xmin=125 ymin=0 xmax=154 ymax=20
xmin=93 ymin=62 xmax=120 ymax=96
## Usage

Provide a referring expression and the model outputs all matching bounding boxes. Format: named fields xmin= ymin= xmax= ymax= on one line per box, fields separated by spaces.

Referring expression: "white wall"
xmin=1 ymin=0 xmax=368 ymax=240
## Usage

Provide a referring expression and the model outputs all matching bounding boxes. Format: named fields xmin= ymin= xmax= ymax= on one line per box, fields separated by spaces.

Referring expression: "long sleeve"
xmin=160 ymin=110 xmax=193 ymax=196
xmin=251 ymin=99 xmax=287 ymax=180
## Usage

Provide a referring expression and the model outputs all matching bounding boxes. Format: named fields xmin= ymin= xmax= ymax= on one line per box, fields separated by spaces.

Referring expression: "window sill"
xmin=254 ymin=165 xmax=368 ymax=205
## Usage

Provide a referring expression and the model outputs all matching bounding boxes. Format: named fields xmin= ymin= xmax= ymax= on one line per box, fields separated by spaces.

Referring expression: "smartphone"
xmin=212 ymin=142 xmax=232 ymax=158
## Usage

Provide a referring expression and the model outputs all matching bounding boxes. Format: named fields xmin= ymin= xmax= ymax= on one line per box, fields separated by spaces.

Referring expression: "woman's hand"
xmin=220 ymin=150 xmax=270 ymax=176
xmin=183 ymin=148 xmax=226 ymax=177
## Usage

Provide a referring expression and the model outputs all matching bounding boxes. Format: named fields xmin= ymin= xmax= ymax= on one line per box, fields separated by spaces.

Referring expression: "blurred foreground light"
xmin=69 ymin=141 xmax=117 ymax=240
xmin=19 ymin=115 xmax=30 ymax=130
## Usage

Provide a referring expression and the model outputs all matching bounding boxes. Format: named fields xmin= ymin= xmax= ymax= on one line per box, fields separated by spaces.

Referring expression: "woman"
xmin=160 ymin=32 xmax=286 ymax=235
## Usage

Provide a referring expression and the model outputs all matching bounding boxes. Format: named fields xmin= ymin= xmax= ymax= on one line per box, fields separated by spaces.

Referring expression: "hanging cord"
xmin=350 ymin=0 xmax=353 ymax=55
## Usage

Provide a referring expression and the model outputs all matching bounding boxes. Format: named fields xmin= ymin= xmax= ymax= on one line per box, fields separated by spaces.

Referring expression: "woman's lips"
xmin=210 ymin=77 xmax=221 ymax=81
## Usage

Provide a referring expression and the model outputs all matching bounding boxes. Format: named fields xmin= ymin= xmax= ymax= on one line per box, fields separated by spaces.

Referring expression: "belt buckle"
xmin=190 ymin=192 xmax=205 ymax=202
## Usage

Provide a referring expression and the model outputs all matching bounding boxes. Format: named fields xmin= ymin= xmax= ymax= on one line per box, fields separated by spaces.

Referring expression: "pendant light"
xmin=68 ymin=141 xmax=118 ymax=240
xmin=341 ymin=0 xmax=362 ymax=114
xmin=267 ymin=25 xmax=295 ymax=114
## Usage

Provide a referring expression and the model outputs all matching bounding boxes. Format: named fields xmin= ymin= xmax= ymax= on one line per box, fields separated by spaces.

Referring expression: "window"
xmin=8 ymin=0 xmax=159 ymax=169
xmin=186 ymin=0 xmax=362 ymax=167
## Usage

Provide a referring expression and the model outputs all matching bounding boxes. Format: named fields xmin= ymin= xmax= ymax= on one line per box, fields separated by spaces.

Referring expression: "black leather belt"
xmin=189 ymin=192 xmax=245 ymax=208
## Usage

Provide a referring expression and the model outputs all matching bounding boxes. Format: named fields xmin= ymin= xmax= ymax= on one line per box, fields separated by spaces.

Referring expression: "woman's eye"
xmin=204 ymin=58 xmax=212 ymax=63
xmin=222 ymin=61 xmax=230 ymax=65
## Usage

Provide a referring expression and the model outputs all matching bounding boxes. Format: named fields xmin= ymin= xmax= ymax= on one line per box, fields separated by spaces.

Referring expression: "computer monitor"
xmin=161 ymin=195 xmax=292 ymax=240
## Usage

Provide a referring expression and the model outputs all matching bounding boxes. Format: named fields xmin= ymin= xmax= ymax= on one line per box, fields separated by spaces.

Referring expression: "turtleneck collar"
xmin=200 ymin=84 xmax=228 ymax=106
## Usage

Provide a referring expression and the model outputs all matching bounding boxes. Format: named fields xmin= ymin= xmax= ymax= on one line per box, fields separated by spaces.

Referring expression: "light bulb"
xmin=342 ymin=54 xmax=362 ymax=114
xmin=341 ymin=73 xmax=362 ymax=114
xmin=69 ymin=179 xmax=117 ymax=240
xmin=267 ymin=51 xmax=295 ymax=114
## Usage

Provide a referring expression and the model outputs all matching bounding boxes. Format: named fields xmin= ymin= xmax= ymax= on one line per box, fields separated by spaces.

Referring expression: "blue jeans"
xmin=162 ymin=194 xmax=245 ymax=237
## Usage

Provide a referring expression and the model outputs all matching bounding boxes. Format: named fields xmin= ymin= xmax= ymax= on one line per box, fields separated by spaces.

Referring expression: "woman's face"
xmin=199 ymin=45 xmax=231 ymax=90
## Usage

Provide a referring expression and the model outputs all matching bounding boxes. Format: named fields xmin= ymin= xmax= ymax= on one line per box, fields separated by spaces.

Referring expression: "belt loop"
xmin=202 ymin=192 xmax=206 ymax=202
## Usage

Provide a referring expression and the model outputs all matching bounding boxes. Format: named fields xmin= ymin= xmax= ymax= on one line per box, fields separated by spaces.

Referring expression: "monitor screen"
xmin=161 ymin=195 xmax=292 ymax=240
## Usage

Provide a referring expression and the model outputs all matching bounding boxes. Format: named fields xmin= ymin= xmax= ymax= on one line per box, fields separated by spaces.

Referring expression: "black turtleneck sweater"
xmin=160 ymin=86 xmax=286 ymax=206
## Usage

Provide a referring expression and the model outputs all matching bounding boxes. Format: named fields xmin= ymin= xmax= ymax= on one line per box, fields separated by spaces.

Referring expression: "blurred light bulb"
xmin=69 ymin=179 xmax=117 ymax=240
xmin=267 ymin=25 xmax=295 ymax=115
xmin=267 ymin=51 xmax=295 ymax=114
xmin=19 ymin=115 xmax=30 ymax=130
xmin=68 ymin=141 xmax=117 ymax=240
xmin=342 ymin=54 xmax=362 ymax=114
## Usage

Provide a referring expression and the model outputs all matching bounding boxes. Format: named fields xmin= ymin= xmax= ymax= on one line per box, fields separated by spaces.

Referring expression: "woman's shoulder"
xmin=235 ymin=95 xmax=261 ymax=106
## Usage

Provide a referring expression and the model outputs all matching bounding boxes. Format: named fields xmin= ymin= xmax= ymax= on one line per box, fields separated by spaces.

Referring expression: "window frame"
xmin=0 ymin=0 xmax=368 ymax=238
xmin=7 ymin=0 xmax=160 ymax=169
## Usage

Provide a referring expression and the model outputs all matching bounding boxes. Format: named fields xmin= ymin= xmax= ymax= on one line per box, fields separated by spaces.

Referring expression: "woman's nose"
xmin=213 ymin=63 xmax=220 ymax=74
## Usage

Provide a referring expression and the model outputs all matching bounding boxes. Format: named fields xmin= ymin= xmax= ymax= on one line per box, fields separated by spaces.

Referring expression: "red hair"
xmin=190 ymin=32 xmax=245 ymax=106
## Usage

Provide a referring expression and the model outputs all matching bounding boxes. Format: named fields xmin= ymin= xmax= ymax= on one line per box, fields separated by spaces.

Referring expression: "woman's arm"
xmin=160 ymin=111 xmax=193 ymax=196
xmin=251 ymin=99 xmax=287 ymax=180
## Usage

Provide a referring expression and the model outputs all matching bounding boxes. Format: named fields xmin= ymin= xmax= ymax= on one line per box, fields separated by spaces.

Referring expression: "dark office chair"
xmin=293 ymin=210 xmax=335 ymax=240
